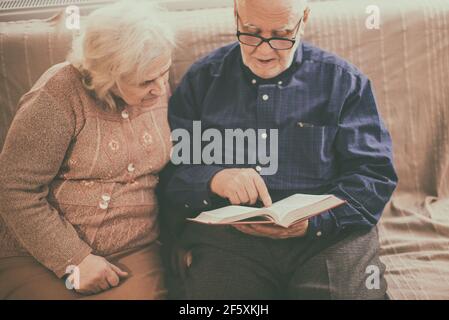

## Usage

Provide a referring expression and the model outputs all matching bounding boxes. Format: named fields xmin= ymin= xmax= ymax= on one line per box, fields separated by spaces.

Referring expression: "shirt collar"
xmin=239 ymin=42 xmax=303 ymax=86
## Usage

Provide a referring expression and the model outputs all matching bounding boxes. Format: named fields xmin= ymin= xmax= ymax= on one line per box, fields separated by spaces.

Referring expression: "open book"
xmin=187 ymin=193 xmax=346 ymax=228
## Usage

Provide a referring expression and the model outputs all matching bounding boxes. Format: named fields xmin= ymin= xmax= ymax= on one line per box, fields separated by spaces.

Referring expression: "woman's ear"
xmin=110 ymin=82 xmax=121 ymax=97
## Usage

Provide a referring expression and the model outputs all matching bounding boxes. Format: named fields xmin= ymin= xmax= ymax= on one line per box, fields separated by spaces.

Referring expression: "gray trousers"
xmin=168 ymin=224 xmax=387 ymax=300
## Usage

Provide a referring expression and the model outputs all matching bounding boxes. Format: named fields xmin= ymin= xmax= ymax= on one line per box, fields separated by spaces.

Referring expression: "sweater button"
xmin=127 ymin=163 xmax=135 ymax=173
xmin=99 ymin=200 xmax=109 ymax=210
xmin=121 ymin=110 xmax=129 ymax=119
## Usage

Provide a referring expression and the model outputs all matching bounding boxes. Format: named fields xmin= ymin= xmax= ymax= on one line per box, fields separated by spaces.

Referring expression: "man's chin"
xmin=254 ymin=70 xmax=281 ymax=80
xmin=250 ymin=65 xmax=282 ymax=80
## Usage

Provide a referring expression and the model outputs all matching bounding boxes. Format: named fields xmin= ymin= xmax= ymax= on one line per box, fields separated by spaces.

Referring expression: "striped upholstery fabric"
xmin=0 ymin=13 xmax=75 ymax=144
xmin=1 ymin=0 xmax=448 ymax=299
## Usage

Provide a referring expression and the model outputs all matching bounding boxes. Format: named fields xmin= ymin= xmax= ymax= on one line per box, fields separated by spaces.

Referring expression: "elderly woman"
xmin=0 ymin=1 xmax=174 ymax=299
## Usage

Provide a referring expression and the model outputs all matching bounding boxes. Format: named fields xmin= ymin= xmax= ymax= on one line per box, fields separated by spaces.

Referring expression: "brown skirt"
xmin=0 ymin=242 xmax=167 ymax=300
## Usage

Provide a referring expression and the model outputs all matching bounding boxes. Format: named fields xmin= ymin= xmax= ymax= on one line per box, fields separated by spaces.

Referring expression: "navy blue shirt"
xmin=163 ymin=42 xmax=398 ymax=240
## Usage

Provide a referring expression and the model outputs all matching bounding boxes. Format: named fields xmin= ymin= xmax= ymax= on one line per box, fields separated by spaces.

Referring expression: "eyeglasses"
xmin=236 ymin=12 xmax=302 ymax=50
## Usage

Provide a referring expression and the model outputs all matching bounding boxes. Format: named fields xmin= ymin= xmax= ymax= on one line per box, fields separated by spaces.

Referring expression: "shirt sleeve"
xmin=163 ymin=64 xmax=225 ymax=217
xmin=307 ymin=74 xmax=398 ymax=240
xmin=0 ymin=90 xmax=92 ymax=278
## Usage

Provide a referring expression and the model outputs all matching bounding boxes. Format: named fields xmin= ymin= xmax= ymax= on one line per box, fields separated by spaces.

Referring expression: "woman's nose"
xmin=149 ymin=77 xmax=166 ymax=96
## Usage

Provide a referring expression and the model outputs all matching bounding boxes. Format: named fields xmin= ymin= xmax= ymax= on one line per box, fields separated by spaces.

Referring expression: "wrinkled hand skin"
xmin=68 ymin=253 xmax=128 ymax=295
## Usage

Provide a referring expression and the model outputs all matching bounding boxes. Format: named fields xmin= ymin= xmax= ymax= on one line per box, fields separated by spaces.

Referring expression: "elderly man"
xmin=162 ymin=0 xmax=397 ymax=299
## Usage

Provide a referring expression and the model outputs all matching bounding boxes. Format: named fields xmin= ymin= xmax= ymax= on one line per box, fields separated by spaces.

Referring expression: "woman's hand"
xmin=69 ymin=254 xmax=128 ymax=295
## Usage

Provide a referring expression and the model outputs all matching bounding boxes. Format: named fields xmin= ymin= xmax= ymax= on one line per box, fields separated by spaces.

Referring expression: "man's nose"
xmin=255 ymin=40 xmax=274 ymax=56
xmin=149 ymin=77 xmax=165 ymax=96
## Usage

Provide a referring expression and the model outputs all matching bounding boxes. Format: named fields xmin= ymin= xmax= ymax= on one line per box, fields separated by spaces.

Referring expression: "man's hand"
xmin=233 ymin=219 xmax=309 ymax=239
xmin=69 ymin=254 xmax=128 ymax=295
xmin=210 ymin=168 xmax=272 ymax=207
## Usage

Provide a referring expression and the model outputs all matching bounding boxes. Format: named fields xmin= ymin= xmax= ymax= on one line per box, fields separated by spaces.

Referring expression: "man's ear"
xmin=299 ymin=7 xmax=311 ymax=35
xmin=233 ymin=0 xmax=238 ymax=23
xmin=303 ymin=7 xmax=311 ymax=24
xmin=234 ymin=0 xmax=238 ymax=28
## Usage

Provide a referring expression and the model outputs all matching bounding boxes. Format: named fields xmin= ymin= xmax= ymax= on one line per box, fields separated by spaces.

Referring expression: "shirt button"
xmin=251 ymin=79 xmax=257 ymax=85
xmin=203 ymin=200 xmax=208 ymax=205
xmin=261 ymin=132 xmax=267 ymax=139
xmin=278 ymin=81 xmax=283 ymax=86
xmin=101 ymin=194 xmax=111 ymax=202
xmin=316 ymin=231 xmax=322 ymax=237
xmin=262 ymin=94 xmax=269 ymax=101
xmin=184 ymin=204 xmax=190 ymax=208
xmin=121 ymin=110 xmax=129 ymax=119
xmin=127 ymin=163 xmax=135 ymax=173
xmin=255 ymin=165 xmax=262 ymax=172
xmin=99 ymin=200 xmax=109 ymax=210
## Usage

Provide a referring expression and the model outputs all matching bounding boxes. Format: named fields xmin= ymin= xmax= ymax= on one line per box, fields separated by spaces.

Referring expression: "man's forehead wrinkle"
xmin=241 ymin=17 xmax=297 ymax=32
xmin=237 ymin=0 xmax=301 ymax=14
xmin=238 ymin=6 xmax=300 ymax=31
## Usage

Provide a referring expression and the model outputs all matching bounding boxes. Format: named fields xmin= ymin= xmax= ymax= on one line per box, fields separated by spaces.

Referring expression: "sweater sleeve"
xmin=0 ymin=90 xmax=92 ymax=278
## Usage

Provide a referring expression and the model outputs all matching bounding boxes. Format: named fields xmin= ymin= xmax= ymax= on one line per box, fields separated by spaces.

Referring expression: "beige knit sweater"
xmin=0 ymin=63 xmax=172 ymax=278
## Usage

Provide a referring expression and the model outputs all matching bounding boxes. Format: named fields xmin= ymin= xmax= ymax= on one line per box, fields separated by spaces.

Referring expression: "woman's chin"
xmin=131 ymin=97 xmax=160 ymax=108
xmin=143 ymin=97 xmax=160 ymax=106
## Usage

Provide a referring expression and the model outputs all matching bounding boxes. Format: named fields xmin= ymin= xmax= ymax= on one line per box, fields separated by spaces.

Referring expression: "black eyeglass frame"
xmin=236 ymin=11 xmax=303 ymax=50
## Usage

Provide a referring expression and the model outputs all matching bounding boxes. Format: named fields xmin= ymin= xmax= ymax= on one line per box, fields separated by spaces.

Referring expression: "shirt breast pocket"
xmin=281 ymin=124 xmax=338 ymax=180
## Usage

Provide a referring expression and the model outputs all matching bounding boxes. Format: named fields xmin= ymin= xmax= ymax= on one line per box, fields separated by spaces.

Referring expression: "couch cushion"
xmin=0 ymin=13 xmax=74 ymax=150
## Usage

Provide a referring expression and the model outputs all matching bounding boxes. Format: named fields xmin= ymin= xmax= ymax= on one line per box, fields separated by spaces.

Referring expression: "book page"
xmin=187 ymin=194 xmax=344 ymax=227
xmin=270 ymin=194 xmax=332 ymax=220
xmin=190 ymin=205 xmax=266 ymax=223
xmin=282 ymin=196 xmax=345 ymax=227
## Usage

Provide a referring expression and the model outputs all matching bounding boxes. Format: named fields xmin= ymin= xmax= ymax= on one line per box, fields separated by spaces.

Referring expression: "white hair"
xmin=68 ymin=0 xmax=175 ymax=111
xmin=236 ymin=0 xmax=308 ymax=15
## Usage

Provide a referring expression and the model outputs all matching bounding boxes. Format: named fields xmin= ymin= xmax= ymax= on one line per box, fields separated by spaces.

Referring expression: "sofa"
xmin=1 ymin=0 xmax=449 ymax=299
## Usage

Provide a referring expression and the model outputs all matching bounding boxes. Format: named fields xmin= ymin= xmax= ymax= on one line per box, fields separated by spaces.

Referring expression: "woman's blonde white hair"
xmin=68 ymin=0 xmax=175 ymax=110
